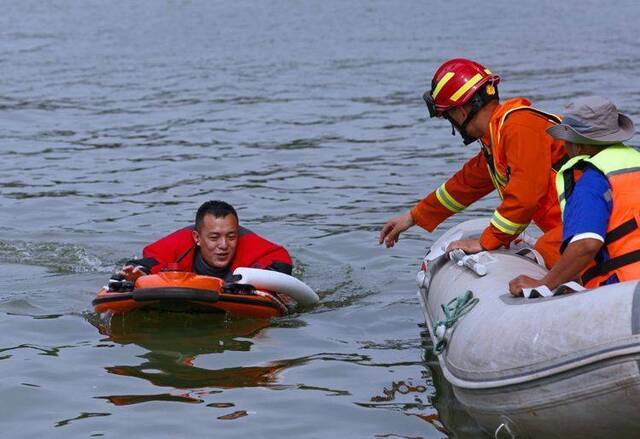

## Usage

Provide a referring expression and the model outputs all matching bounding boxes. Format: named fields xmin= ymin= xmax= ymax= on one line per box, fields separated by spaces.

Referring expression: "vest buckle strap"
xmin=582 ymin=249 xmax=640 ymax=285
xmin=605 ymin=217 xmax=638 ymax=245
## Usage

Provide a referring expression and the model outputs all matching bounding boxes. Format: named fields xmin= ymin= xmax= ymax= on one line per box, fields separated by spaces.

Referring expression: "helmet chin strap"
xmin=444 ymin=83 xmax=498 ymax=145
xmin=446 ymin=105 xmax=481 ymax=145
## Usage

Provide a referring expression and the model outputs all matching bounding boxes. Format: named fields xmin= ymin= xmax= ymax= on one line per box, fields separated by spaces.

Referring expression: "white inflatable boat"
xmin=417 ymin=218 xmax=640 ymax=438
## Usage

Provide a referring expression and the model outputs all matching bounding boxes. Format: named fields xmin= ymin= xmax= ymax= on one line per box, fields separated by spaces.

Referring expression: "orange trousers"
xmin=533 ymin=225 xmax=563 ymax=269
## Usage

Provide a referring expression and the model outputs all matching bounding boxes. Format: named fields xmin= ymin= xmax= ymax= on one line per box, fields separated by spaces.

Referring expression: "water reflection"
xmin=90 ymin=312 xmax=307 ymax=405
xmin=421 ymin=332 xmax=487 ymax=438
xmin=104 ymin=355 xmax=298 ymax=391
xmin=93 ymin=311 xmax=269 ymax=354
xmin=363 ymin=379 xmax=448 ymax=436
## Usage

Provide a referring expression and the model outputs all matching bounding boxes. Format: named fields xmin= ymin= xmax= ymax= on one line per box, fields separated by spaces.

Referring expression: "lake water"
xmin=0 ymin=1 xmax=638 ymax=437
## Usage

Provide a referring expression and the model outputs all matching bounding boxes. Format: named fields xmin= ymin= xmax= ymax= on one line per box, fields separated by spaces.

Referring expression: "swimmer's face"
xmin=193 ymin=213 xmax=239 ymax=269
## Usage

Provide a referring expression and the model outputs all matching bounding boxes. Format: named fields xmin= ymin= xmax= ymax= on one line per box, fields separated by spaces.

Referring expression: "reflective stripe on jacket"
xmin=556 ymin=144 xmax=640 ymax=288
xmin=411 ymin=98 xmax=567 ymax=250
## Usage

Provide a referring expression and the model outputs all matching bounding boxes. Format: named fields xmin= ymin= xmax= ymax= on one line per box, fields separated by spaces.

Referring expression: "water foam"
xmin=0 ymin=240 xmax=109 ymax=273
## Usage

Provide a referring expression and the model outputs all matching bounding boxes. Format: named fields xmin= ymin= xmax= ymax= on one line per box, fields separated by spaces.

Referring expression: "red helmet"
xmin=424 ymin=58 xmax=500 ymax=118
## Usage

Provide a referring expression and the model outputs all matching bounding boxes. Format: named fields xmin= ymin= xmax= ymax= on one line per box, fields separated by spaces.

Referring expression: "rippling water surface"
xmin=1 ymin=1 xmax=638 ymax=437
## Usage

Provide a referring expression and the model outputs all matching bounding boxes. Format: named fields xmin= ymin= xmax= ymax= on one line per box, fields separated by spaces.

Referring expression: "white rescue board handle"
xmin=232 ymin=267 xmax=319 ymax=306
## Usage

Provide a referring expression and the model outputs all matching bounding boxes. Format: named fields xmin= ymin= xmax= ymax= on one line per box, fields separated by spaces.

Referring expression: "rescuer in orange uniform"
xmin=509 ymin=96 xmax=639 ymax=295
xmin=379 ymin=58 xmax=567 ymax=266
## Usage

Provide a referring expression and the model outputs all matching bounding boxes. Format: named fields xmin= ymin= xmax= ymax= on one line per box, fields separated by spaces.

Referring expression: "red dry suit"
xmin=131 ymin=226 xmax=292 ymax=275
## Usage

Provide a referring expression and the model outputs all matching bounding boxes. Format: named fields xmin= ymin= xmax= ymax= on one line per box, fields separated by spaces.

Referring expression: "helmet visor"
xmin=423 ymin=90 xmax=440 ymax=118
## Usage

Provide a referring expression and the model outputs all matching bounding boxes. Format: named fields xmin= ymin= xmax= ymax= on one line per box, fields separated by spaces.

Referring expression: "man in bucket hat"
xmin=510 ymin=96 xmax=639 ymax=295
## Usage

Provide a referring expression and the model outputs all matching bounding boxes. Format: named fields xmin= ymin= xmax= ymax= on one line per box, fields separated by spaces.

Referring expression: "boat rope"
xmin=432 ymin=290 xmax=479 ymax=355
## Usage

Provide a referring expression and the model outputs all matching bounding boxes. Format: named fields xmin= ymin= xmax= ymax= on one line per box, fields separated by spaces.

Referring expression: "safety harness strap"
xmin=559 ymin=159 xmax=590 ymax=205
xmin=552 ymin=155 xmax=570 ymax=172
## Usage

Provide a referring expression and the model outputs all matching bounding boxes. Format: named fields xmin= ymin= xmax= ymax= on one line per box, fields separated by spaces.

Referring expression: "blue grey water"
xmin=0 ymin=1 xmax=638 ymax=437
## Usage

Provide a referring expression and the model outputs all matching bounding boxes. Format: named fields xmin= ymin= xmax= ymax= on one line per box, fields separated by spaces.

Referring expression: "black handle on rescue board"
xmin=132 ymin=287 xmax=219 ymax=302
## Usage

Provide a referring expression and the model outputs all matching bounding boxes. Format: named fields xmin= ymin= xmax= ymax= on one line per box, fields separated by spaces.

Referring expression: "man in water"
xmin=509 ymin=96 xmax=639 ymax=294
xmin=118 ymin=200 xmax=292 ymax=282
xmin=379 ymin=58 xmax=567 ymax=267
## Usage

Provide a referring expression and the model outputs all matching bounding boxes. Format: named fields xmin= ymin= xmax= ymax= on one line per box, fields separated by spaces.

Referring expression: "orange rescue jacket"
xmin=557 ymin=145 xmax=640 ymax=288
xmin=411 ymin=98 xmax=567 ymax=250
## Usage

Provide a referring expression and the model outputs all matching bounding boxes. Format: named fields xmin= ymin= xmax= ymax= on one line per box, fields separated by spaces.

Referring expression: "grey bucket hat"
xmin=547 ymin=96 xmax=635 ymax=145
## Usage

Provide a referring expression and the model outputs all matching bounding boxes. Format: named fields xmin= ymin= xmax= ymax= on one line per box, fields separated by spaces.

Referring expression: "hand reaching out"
xmin=379 ymin=212 xmax=415 ymax=248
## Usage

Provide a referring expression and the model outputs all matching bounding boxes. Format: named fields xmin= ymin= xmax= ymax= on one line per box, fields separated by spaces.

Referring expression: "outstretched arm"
xmin=509 ymin=238 xmax=602 ymax=296
xmin=412 ymin=151 xmax=494 ymax=232
xmin=379 ymin=151 xmax=493 ymax=248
